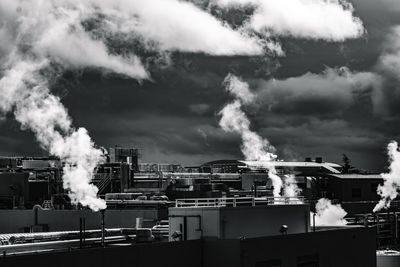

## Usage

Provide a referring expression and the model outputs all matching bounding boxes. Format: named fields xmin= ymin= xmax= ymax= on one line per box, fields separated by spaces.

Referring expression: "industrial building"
xmin=0 ymin=151 xmax=399 ymax=266
xmin=0 ymin=196 xmax=377 ymax=267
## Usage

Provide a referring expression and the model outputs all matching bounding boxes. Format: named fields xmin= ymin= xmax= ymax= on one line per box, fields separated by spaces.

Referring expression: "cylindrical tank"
xmin=377 ymin=250 xmax=400 ymax=267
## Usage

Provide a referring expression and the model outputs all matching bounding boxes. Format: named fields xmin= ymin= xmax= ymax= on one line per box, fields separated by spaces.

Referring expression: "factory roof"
xmin=239 ymin=160 xmax=341 ymax=174
xmin=328 ymin=174 xmax=383 ymax=179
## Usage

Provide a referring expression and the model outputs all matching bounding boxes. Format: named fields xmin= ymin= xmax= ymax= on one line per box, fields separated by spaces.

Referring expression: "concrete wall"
xmin=0 ymin=210 xmax=33 ymax=233
xmin=221 ymin=204 xmax=310 ymax=239
xmin=341 ymin=179 xmax=381 ymax=201
xmin=328 ymin=177 xmax=382 ymax=202
xmin=0 ymin=226 xmax=376 ymax=267
xmin=240 ymin=227 xmax=376 ymax=267
xmin=377 ymin=253 xmax=400 ymax=267
xmin=203 ymin=226 xmax=376 ymax=267
xmin=0 ymin=209 xmax=161 ymax=233
xmin=0 ymin=240 xmax=202 ymax=267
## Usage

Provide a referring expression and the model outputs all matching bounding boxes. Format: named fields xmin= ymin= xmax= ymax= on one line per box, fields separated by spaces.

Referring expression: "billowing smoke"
xmin=373 ymin=141 xmax=400 ymax=212
xmin=313 ymin=198 xmax=347 ymax=226
xmin=218 ymin=74 xmax=283 ymax=196
xmin=211 ymin=0 xmax=364 ymax=41
xmin=0 ymin=0 xmax=274 ymax=211
xmin=283 ymin=174 xmax=301 ymax=198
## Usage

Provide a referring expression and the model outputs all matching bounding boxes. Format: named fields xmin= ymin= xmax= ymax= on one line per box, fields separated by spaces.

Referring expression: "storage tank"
xmin=377 ymin=250 xmax=400 ymax=267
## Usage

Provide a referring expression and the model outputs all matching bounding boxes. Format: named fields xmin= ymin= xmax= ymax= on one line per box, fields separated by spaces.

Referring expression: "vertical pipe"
xmin=183 ymin=216 xmax=187 ymax=241
xmin=179 ymin=223 xmax=183 ymax=241
xmin=83 ymin=218 xmax=86 ymax=247
xmin=101 ymin=209 xmax=105 ymax=247
xmin=79 ymin=218 xmax=83 ymax=249
xmin=135 ymin=217 xmax=143 ymax=229
xmin=395 ymin=213 xmax=398 ymax=241
xmin=313 ymin=212 xmax=316 ymax=232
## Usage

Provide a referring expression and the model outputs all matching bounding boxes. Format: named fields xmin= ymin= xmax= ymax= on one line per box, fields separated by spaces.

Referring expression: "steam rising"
xmin=0 ymin=0 xmax=369 ymax=210
xmin=0 ymin=0 xmax=272 ymax=210
xmin=218 ymin=74 xmax=283 ymax=196
xmin=313 ymin=198 xmax=347 ymax=226
xmin=374 ymin=141 xmax=400 ymax=212
xmin=283 ymin=174 xmax=301 ymax=198
xmin=0 ymin=58 xmax=106 ymax=211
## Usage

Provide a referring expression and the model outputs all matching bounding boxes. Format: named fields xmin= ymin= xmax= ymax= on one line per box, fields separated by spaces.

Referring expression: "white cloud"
xmin=213 ymin=0 xmax=365 ymax=41
xmin=0 ymin=0 xmax=273 ymax=210
xmin=99 ymin=0 xmax=265 ymax=55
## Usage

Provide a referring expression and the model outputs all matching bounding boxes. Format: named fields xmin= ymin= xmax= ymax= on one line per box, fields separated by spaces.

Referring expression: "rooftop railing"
xmin=175 ymin=196 xmax=305 ymax=208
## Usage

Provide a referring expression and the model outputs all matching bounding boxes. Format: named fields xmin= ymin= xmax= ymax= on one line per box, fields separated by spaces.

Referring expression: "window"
xmin=297 ymin=254 xmax=319 ymax=267
xmin=256 ymin=259 xmax=282 ymax=267
xmin=370 ymin=183 xmax=379 ymax=193
xmin=351 ymin=188 xmax=362 ymax=198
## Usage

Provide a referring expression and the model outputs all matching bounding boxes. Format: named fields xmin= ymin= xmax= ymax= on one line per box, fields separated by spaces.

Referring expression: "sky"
xmin=2 ymin=0 xmax=400 ymax=172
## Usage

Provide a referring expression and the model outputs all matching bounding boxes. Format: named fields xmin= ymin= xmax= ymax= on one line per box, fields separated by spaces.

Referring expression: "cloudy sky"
xmin=2 ymin=0 xmax=400 ymax=172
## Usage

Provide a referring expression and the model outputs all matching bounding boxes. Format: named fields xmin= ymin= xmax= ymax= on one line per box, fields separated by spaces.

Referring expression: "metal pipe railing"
xmin=175 ymin=196 xmax=305 ymax=208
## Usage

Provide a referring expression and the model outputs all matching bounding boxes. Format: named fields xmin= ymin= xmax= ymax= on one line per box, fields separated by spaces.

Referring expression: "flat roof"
xmin=328 ymin=174 xmax=383 ymax=179
xmin=239 ymin=161 xmax=341 ymax=174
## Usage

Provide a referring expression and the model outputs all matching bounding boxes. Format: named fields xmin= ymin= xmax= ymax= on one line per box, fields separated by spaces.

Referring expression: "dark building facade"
xmin=0 ymin=227 xmax=376 ymax=267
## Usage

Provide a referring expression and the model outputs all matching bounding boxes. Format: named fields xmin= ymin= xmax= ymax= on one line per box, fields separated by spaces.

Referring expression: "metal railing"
xmin=175 ymin=196 xmax=305 ymax=208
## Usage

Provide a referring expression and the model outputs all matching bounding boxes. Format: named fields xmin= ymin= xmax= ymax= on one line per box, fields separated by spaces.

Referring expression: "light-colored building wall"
xmin=169 ymin=203 xmax=310 ymax=241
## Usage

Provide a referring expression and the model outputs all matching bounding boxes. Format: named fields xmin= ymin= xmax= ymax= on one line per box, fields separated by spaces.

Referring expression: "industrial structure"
xmin=0 ymin=196 xmax=378 ymax=267
xmin=0 ymin=150 xmax=400 ymax=266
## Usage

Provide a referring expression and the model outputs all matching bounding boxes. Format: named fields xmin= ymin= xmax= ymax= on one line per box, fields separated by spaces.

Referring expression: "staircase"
xmin=94 ymin=173 xmax=112 ymax=195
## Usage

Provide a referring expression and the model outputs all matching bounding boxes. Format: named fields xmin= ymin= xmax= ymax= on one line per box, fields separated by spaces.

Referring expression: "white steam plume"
xmin=373 ymin=141 xmax=400 ymax=212
xmin=218 ymin=74 xmax=283 ymax=196
xmin=0 ymin=58 xmax=106 ymax=211
xmin=212 ymin=0 xmax=364 ymax=41
xmin=0 ymin=0 xmax=270 ymax=211
xmin=313 ymin=198 xmax=347 ymax=226
xmin=283 ymin=174 xmax=301 ymax=198
xmin=373 ymin=28 xmax=400 ymax=212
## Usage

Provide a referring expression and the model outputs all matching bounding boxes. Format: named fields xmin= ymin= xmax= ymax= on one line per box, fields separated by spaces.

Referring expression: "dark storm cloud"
xmin=2 ymin=0 xmax=400 ymax=172
xmin=253 ymin=67 xmax=382 ymax=115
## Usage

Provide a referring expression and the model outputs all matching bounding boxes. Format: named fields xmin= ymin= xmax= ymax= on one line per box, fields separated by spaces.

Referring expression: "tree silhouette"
xmin=342 ymin=154 xmax=356 ymax=173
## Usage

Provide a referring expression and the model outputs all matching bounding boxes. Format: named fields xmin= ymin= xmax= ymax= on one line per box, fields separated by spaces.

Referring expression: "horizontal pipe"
xmin=1 ymin=235 xmax=136 ymax=255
